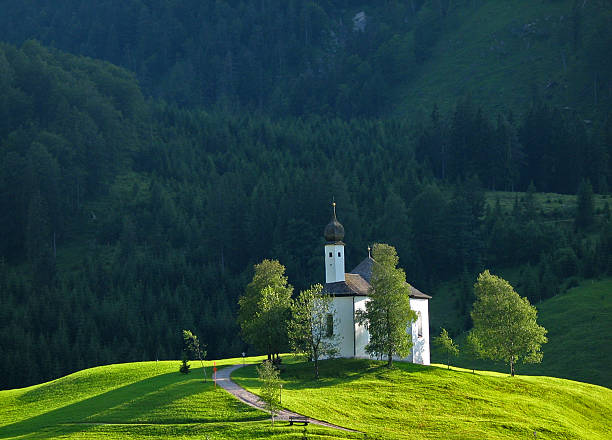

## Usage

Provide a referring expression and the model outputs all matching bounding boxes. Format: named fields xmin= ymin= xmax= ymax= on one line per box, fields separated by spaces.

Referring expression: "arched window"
xmin=417 ymin=312 xmax=423 ymax=338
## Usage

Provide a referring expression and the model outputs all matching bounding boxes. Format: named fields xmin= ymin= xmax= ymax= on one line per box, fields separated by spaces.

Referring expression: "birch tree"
xmin=288 ymin=283 xmax=339 ymax=379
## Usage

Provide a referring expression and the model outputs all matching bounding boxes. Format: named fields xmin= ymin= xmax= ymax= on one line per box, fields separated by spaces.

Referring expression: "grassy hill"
xmin=233 ymin=359 xmax=612 ymax=440
xmin=2 ymin=357 xmax=610 ymax=440
xmin=0 ymin=356 xmax=354 ymax=440
xmin=430 ymin=277 xmax=612 ymax=388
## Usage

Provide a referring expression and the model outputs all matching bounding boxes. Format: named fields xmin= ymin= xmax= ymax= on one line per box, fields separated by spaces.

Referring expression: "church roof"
xmin=324 ymin=203 xmax=345 ymax=243
xmin=322 ymin=273 xmax=370 ymax=296
xmin=350 ymin=256 xmax=375 ymax=282
xmin=322 ymin=256 xmax=432 ymax=299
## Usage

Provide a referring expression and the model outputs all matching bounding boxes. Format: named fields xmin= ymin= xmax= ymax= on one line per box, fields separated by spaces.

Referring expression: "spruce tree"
xmin=575 ymin=179 xmax=595 ymax=231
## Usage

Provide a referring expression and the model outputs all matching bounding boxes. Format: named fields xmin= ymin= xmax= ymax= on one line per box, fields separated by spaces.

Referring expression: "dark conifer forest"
xmin=1 ymin=1 xmax=611 ymax=389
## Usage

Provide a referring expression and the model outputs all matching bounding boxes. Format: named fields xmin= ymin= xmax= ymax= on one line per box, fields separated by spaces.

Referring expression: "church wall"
xmin=409 ymin=298 xmax=430 ymax=365
xmin=354 ymin=297 xmax=370 ymax=358
xmin=331 ymin=296 xmax=355 ymax=358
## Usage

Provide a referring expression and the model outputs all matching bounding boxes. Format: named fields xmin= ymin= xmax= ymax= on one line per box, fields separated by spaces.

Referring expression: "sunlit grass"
xmin=0 ymin=356 xmax=355 ymax=439
xmin=431 ymin=278 xmax=612 ymax=388
xmin=233 ymin=358 xmax=612 ymax=440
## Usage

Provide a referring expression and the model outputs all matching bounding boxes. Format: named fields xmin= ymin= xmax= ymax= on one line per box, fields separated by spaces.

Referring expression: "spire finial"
xmin=368 ymin=246 xmax=371 ymax=258
xmin=324 ymin=199 xmax=344 ymax=242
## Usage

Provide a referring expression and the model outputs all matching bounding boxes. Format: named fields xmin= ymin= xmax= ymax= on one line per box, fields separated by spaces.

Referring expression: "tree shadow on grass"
xmin=232 ymin=358 xmax=436 ymax=393
xmin=0 ymin=368 xmax=266 ymax=440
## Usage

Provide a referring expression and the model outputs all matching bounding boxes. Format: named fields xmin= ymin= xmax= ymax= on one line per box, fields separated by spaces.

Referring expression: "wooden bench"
xmin=288 ymin=416 xmax=309 ymax=426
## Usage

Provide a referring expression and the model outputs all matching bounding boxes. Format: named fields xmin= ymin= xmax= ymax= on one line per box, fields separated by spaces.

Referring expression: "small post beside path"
xmin=213 ymin=361 xmax=217 ymax=388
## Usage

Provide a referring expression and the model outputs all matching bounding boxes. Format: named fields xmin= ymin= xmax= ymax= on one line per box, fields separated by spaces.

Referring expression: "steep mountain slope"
xmin=0 ymin=1 xmax=609 ymax=118
xmin=397 ymin=0 xmax=612 ymax=119
xmin=1 ymin=28 xmax=610 ymax=391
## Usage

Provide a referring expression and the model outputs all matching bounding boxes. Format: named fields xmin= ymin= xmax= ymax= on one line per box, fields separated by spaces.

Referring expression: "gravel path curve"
xmin=215 ymin=364 xmax=359 ymax=433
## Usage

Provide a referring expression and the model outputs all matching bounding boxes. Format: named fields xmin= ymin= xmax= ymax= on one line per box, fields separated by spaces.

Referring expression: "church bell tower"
xmin=324 ymin=202 xmax=345 ymax=283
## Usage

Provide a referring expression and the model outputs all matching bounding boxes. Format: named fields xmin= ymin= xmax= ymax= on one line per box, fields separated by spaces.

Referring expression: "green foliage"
xmin=464 ymin=332 xmax=483 ymax=374
xmin=256 ymin=361 xmax=282 ymax=425
xmin=183 ymin=330 xmax=206 ymax=381
xmin=179 ymin=351 xmax=190 ymax=374
xmin=288 ymin=284 xmax=339 ymax=379
xmin=239 ymin=260 xmax=293 ymax=362
xmin=356 ymin=244 xmax=417 ymax=367
xmin=433 ymin=328 xmax=458 ymax=369
xmin=433 ymin=278 xmax=612 ymax=387
xmin=1 ymin=0 xmax=609 ymax=120
xmin=471 ymin=271 xmax=548 ymax=376
xmin=575 ymin=179 xmax=595 ymax=230
xmin=0 ymin=35 xmax=610 ymax=391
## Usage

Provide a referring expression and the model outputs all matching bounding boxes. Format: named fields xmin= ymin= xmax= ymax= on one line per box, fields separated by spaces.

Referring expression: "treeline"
xmin=417 ymin=100 xmax=611 ymax=193
xmin=0 ymin=41 xmax=611 ymax=389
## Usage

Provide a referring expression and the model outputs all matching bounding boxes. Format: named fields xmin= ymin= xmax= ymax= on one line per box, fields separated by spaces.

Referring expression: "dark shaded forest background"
xmin=1 ymin=0 xmax=611 ymax=389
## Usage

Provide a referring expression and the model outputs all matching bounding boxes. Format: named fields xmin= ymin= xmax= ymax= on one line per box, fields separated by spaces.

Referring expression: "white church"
xmin=321 ymin=204 xmax=431 ymax=365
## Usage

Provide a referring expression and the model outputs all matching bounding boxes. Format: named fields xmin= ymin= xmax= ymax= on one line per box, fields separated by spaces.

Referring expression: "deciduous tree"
xmin=183 ymin=330 xmax=207 ymax=381
xmin=257 ymin=360 xmax=282 ymax=425
xmin=238 ymin=260 xmax=293 ymax=362
xmin=434 ymin=328 xmax=459 ymax=369
xmin=356 ymin=243 xmax=417 ymax=367
xmin=470 ymin=271 xmax=547 ymax=376
xmin=288 ymin=283 xmax=339 ymax=379
xmin=464 ymin=331 xmax=483 ymax=374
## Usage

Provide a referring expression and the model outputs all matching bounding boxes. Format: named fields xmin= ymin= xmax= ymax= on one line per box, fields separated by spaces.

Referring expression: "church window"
xmin=417 ymin=312 xmax=423 ymax=338
xmin=326 ymin=314 xmax=334 ymax=337
xmin=329 ymin=252 xmax=332 ymax=257
xmin=338 ymin=252 xmax=341 ymax=257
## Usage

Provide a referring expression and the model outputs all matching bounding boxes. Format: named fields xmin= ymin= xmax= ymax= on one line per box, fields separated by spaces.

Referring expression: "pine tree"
xmin=575 ymin=179 xmax=595 ymax=231
xmin=179 ymin=351 xmax=191 ymax=374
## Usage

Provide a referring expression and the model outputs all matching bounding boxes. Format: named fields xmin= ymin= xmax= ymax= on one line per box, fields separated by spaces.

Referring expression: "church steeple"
xmin=324 ymin=202 xmax=345 ymax=283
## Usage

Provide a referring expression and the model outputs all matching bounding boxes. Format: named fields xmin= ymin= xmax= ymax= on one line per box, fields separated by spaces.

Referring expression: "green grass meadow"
xmin=0 ymin=357 xmax=355 ymax=439
xmin=1 ymin=356 xmax=610 ymax=439
xmin=431 ymin=277 xmax=612 ymax=388
xmin=233 ymin=358 xmax=612 ymax=440
xmin=2 ymin=280 xmax=611 ymax=439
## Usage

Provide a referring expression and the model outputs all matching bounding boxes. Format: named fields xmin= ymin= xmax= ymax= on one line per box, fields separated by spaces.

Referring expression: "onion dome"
xmin=324 ymin=202 xmax=345 ymax=243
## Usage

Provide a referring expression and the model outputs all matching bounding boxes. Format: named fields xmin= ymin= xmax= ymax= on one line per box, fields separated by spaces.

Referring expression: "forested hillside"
xmin=1 ymin=41 xmax=611 ymax=389
xmin=0 ymin=1 xmax=610 ymax=118
xmin=1 ymin=0 xmax=611 ymax=391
